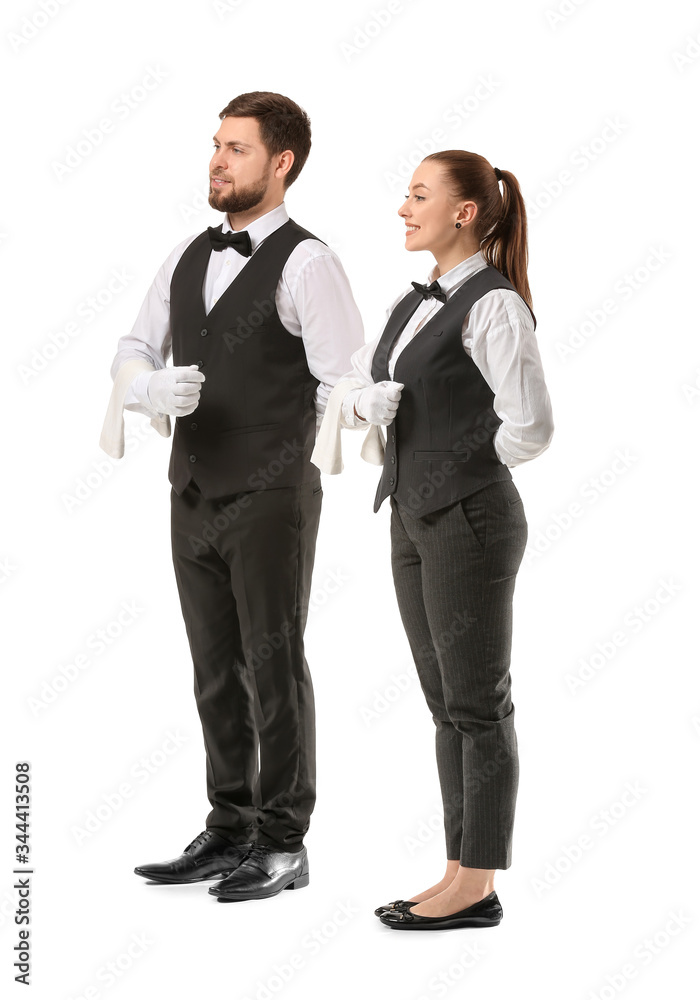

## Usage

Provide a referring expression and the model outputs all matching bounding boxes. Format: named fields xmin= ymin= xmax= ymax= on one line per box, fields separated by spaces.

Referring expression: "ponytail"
xmin=422 ymin=151 xmax=535 ymax=324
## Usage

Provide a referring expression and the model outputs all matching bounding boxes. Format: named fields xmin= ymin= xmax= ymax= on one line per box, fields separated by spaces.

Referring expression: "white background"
xmin=3 ymin=0 xmax=700 ymax=997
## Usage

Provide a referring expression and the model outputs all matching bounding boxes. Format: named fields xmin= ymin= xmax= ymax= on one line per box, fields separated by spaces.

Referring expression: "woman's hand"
xmin=354 ymin=381 xmax=404 ymax=425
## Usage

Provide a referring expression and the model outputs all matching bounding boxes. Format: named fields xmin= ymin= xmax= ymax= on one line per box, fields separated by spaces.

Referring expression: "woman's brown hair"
xmin=422 ymin=151 xmax=534 ymax=321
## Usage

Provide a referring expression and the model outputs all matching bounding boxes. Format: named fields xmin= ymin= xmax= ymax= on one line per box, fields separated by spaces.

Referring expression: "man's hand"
xmin=354 ymin=381 xmax=404 ymax=426
xmin=147 ymin=365 xmax=206 ymax=416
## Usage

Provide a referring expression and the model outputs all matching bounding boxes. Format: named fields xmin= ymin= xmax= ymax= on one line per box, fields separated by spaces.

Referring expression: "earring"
xmin=455 ymin=222 xmax=461 ymax=229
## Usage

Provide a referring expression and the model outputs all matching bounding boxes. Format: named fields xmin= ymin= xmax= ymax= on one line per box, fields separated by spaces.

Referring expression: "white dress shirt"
xmin=109 ymin=202 xmax=364 ymax=426
xmin=337 ymin=249 xmax=554 ymax=468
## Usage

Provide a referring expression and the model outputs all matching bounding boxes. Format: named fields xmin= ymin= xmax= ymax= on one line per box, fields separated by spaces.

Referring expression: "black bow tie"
xmin=208 ymin=226 xmax=253 ymax=257
xmin=411 ymin=279 xmax=447 ymax=304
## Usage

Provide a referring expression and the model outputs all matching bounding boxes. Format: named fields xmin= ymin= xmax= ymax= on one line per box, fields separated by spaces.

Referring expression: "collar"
xmin=220 ymin=202 xmax=289 ymax=252
xmin=426 ymin=249 xmax=488 ymax=298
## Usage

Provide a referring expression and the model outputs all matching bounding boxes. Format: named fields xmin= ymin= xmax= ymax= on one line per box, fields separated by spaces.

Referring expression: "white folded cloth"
xmin=310 ymin=378 xmax=385 ymax=474
xmin=99 ymin=359 xmax=171 ymax=459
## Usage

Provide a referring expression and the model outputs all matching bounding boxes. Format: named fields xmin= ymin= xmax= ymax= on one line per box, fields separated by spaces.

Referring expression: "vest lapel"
xmin=374 ymin=267 xmax=505 ymax=380
xmin=372 ymin=292 xmax=422 ymax=379
xmin=194 ymin=221 xmax=293 ymax=322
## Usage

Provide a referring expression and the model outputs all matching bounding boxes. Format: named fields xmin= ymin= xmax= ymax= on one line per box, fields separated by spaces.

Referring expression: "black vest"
xmin=168 ymin=219 xmax=321 ymax=498
xmin=372 ymin=265 xmax=535 ymax=518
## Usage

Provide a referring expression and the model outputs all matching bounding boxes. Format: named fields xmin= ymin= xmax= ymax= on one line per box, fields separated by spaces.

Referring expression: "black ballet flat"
xmin=379 ymin=891 xmax=503 ymax=930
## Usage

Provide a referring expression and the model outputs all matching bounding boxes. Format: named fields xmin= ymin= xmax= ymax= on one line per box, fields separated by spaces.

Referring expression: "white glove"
xmin=146 ymin=365 xmax=206 ymax=416
xmin=354 ymin=381 xmax=404 ymax=426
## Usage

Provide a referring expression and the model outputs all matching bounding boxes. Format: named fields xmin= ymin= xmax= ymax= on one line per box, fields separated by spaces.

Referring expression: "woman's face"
xmin=398 ymin=160 xmax=476 ymax=255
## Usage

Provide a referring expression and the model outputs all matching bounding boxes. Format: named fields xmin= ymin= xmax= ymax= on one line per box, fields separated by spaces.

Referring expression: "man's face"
xmin=208 ymin=116 xmax=275 ymax=215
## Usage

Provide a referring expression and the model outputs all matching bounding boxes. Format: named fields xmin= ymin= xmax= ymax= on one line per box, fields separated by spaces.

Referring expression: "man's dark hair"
xmin=218 ymin=91 xmax=311 ymax=189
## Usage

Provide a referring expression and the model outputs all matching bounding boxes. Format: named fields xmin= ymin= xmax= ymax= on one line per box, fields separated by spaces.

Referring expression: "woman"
xmin=313 ymin=151 xmax=554 ymax=930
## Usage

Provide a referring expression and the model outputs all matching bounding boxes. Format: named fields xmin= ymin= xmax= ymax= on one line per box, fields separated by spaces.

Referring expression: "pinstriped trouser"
xmin=389 ymin=478 xmax=528 ymax=869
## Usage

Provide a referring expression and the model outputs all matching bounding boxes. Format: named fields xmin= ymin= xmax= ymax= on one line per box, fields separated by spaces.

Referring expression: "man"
xmin=99 ymin=92 xmax=364 ymax=901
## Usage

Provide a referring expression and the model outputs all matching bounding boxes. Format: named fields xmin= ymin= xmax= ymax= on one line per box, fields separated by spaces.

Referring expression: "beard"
xmin=208 ymin=170 xmax=270 ymax=215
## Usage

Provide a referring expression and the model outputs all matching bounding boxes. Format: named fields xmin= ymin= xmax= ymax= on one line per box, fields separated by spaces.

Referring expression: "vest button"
xmin=196 ymin=359 xmax=205 ymax=367
xmin=200 ymin=328 xmax=208 ymax=337
xmin=190 ymin=422 xmax=198 ymax=430
xmin=391 ymin=434 xmax=396 ymax=443
xmin=390 ymin=456 xmax=396 ymax=464
xmin=189 ymin=455 xmax=197 ymax=463
xmin=389 ymin=477 xmax=395 ymax=486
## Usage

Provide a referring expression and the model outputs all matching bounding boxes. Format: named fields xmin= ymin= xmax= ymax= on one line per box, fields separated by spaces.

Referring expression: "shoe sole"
xmin=211 ymin=871 xmax=310 ymax=901
xmin=381 ymin=915 xmax=501 ymax=930
xmin=134 ymin=868 xmax=235 ymax=884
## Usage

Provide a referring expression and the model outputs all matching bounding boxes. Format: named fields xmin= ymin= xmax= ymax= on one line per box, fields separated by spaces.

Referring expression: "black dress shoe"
xmin=134 ymin=830 xmax=251 ymax=884
xmin=373 ymin=899 xmax=418 ymax=917
xmin=379 ymin=891 xmax=503 ymax=930
xmin=208 ymin=844 xmax=309 ymax=901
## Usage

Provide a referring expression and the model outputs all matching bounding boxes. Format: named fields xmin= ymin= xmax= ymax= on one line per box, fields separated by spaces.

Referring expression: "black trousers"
xmin=389 ymin=478 xmax=528 ymax=869
xmin=170 ymin=475 xmax=322 ymax=852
